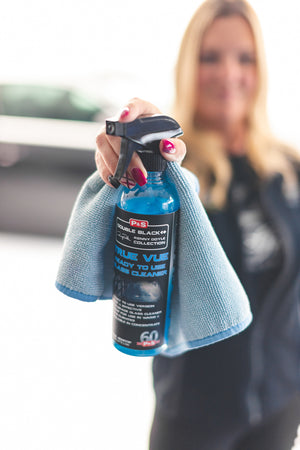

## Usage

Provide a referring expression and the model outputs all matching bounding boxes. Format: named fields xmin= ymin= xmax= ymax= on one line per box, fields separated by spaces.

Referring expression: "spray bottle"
xmin=106 ymin=115 xmax=183 ymax=356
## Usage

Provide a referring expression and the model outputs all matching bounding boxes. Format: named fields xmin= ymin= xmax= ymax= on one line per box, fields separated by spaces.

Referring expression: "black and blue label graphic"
xmin=112 ymin=206 xmax=178 ymax=351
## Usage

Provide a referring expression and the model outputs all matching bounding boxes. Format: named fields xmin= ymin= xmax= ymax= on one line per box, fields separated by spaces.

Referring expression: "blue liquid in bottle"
xmin=112 ymin=171 xmax=180 ymax=356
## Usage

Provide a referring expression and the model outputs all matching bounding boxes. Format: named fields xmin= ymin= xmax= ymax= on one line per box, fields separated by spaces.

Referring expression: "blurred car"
xmin=0 ymin=84 xmax=106 ymax=122
xmin=0 ymin=83 xmax=113 ymax=237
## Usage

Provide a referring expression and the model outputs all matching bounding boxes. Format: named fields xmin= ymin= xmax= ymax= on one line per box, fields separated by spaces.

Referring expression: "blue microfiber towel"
xmin=56 ymin=162 xmax=252 ymax=356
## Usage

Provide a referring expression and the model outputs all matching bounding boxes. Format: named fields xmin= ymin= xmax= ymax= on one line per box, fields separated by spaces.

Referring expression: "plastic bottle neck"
xmin=145 ymin=171 xmax=166 ymax=185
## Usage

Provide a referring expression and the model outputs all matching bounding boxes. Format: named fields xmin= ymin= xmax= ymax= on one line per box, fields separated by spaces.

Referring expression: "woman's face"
xmin=195 ymin=15 xmax=257 ymax=130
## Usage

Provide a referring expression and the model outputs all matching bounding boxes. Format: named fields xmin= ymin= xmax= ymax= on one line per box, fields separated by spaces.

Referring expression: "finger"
xmin=95 ymin=149 xmax=137 ymax=189
xmin=95 ymin=151 xmax=116 ymax=188
xmin=128 ymin=161 xmax=147 ymax=187
xmin=96 ymin=129 xmax=147 ymax=186
xmin=96 ymin=98 xmax=162 ymax=187
xmin=118 ymin=97 xmax=161 ymax=123
xmin=160 ymin=138 xmax=186 ymax=164
xmin=95 ymin=131 xmax=119 ymax=176
xmin=104 ymin=132 xmax=146 ymax=178
xmin=115 ymin=98 xmax=162 ymax=184
xmin=97 ymin=122 xmax=147 ymax=169
xmin=102 ymin=135 xmax=147 ymax=185
xmin=120 ymin=171 xmax=136 ymax=189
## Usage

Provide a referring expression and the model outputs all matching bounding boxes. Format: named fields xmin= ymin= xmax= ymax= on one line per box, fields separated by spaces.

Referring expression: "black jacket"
xmin=152 ymin=171 xmax=300 ymax=448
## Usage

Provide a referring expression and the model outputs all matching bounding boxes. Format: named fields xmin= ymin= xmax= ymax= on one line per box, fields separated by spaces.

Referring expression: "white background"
xmin=1 ymin=0 xmax=300 ymax=146
xmin=1 ymin=1 xmax=300 ymax=449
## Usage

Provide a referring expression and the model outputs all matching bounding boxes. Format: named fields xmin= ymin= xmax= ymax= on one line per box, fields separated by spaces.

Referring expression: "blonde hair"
xmin=174 ymin=0 xmax=300 ymax=209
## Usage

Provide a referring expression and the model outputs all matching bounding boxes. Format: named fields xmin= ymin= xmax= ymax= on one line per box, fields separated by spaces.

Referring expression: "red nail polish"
xmin=131 ymin=168 xmax=147 ymax=186
xmin=162 ymin=139 xmax=175 ymax=153
xmin=120 ymin=107 xmax=130 ymax=120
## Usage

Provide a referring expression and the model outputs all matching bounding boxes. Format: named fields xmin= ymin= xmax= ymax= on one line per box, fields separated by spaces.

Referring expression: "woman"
xmin=95 ymin=1 xmax=300 ymax=449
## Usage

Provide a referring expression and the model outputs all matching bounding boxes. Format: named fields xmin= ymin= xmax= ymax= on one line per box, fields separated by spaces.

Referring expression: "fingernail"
xmin=162 ymin=139 xmax=176 ymax=153
xmin=131 ymin=168 xmax=147 ymax=186
xmin=119 ymin=107 xmax=130 ymax=120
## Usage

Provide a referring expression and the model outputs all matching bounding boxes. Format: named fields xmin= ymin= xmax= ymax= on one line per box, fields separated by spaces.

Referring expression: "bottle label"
xmin=112 ymin=206 xmax=178 ymax=351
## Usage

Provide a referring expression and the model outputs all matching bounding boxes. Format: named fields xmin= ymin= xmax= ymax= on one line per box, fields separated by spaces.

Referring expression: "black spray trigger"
xmin=106 ymin=115 xmax=183 ymax=188
xmin=108 ymin=176 xmax=121 ymax=189
xmin=108 ymin=138 xmax=142 ymax=189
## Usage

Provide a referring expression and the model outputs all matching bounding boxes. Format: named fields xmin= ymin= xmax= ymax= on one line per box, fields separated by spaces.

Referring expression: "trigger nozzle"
xmin=108 ymin=176 xmax=121 ymax=189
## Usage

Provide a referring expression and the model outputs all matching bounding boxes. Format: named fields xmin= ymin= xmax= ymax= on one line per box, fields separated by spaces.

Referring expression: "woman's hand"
xmin=95 ymin=97 xmax=186 ymax=188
